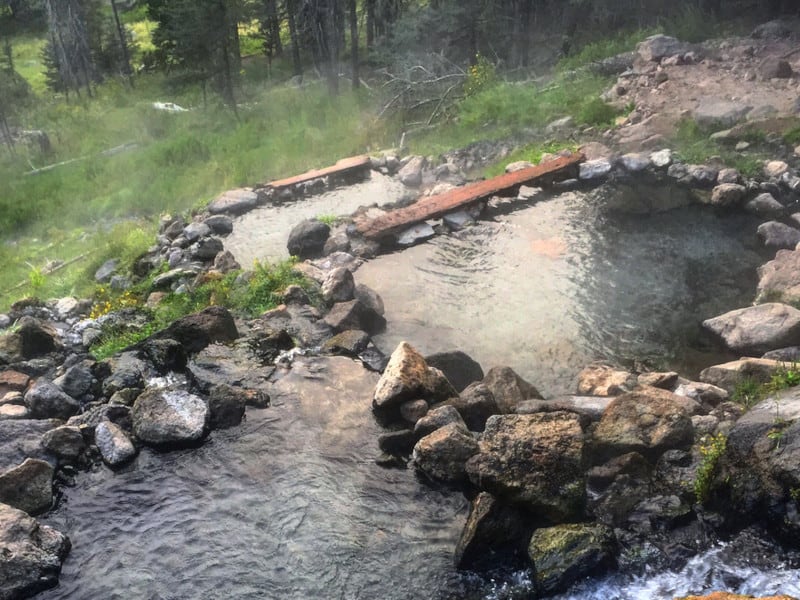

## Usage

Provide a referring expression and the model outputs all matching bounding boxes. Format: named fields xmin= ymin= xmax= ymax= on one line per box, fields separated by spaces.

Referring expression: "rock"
xmin=207 ymin=384 xmax=247 ymax=429
xmin=94 ymin=259 xmax=118 ymax=283
xmin=412 ymin=423 xmax=479 ymax=484
xmin=41 ymin=426 xmax=84 ymax=461
xmin=102 ymin=352 xmax=149 ymax=396
xmin=0 ymin=459 xmax=53 ymax=515
xmin=680 ymin=594 xmax=797 ymax=600
xmin=650 ymin=149 xmax=673 ymax=168
xmin=703 ymin=303 xmax=800 ymax=356
xmin=442 ymin=210 xmax=475 ymax=231
xmin=576 ymin=364 xmax=637 ymax=396
xmin=213 ymin=250 xmax=240 ymax=273
xmin=0 ymin=317 xmax=61 ymax=362
xmin=752 ymin=19 xmax=795 ymax=39
xmin=0 ymin=371 xmax=31 ymax=394
xmin=0 ymin=503 xmax=70 ymax=599
xmin=373 ymin=342 xmax=457 ymax=413
xmin=323 ymin=299 xmax=386 ymax=335
xmin=455 ymin=492 xmax=531 ymax=570
xmin=53 ymin=363 xmax=95 ymax=399
xmin=758 ymin=250 xmax=800 ymax=303
xmin=152 ymin=267 xmax=199 ymax=289
xmin=321 ymin=330 xmax=370 ymax=356
xmin=717 ymin=168 xmax=740 ymax=184
xmin=578 ymin=159 xmax=613 ymax=180
xmin=746 ymin=192 xmax=784 ymax=217
xmin=398 ymin=156 xmax=425 ymax=187
xmin=466 ymin=413 xmax=586 ymax=522
xmin=764 ymin=160 xmax=790 ymax=179
xmin=287 ymin=219 xmax=331 ymax=259
xmin=188 ymin=343 xmax=275 ymax=397
xmin=400 ymin=399 xmax=428 ymax=424
xmin=528 ymin=523 xmax=616 ymax=596
xmin=53 ymin=297 xmax=80 ymax=320
xmin=673 ymin=380 xmax=729 ymax=407
xmin=694 ymin=100 xmax=752 ymax=128
xmin=637 ymin=35 xmax=691 ymax=62
xmin=700 ymin=358 xmax=788 ymax=394
xmin=0 ymin=420 xmax=62 ymax=473
xmin=708 ymin=183 xmax=746 ymax=207
xmin=282 ymin=284 xmax=310 ymax=305
xmin=619 ymin=153 xmax=650 ymax=172
xmin=592 ymin=387 xmax=695 ymax=463
xmin=94 ymin=420 xmax=136 ymax=467
xmin=139 ymin=338 xmax=187 ymax=374
xmin=545 ymin=116 xmax=574 ymax=135
xmin=0 ymin=405 xmax=28 ymax=420
xmin=505 ymin=160 xmax=534 ymax=173
xmin=397 ymin=222 xmax=436 ymax=246
xmin=183 ymin=222 xmax=211 ymax=242
xmin=202 ymin=215 xmax=234 ymax=235
xmin=132 ymin=388 xmax=208 ymax=446
xmin=759 ymin=57 xmax=794 ymax=80
xmin=24 ymin=380 xmax=79 ymax=420
xmin=482 ymin=366 xmax=542 ymax=414
xmin=378 ymin=429 xmax=416 ymax=456
xmin=516 ymin=396 xmax=612 ymax=424
xmin=685 ymin=164 xmax=718 ymax=188
xmin=321 ymin=267 xmax=355 ymax=303
xmin=152 ymin=306 xmax=238 ymax=354
xmin=354 ymin=284 xmax=385 ymax=317
xmin=425 ymin=350 xmax=484 ymax=393
xmin=260 ymin=303 xmax=332 ymax=348
xmin=637 ymin=371 xmax=679 ymax=389
xmin=189 ymin=237 xmax=224 ymax=261
xmin=763 ymin=346 xmax=800 ymax=362
xmin=207 ymin=188 xmax=258 ymax=215
xmin=414 ymin=405 xmax=467 ymax=440
xmin=443 ymin=382 xmax=499 ymax=431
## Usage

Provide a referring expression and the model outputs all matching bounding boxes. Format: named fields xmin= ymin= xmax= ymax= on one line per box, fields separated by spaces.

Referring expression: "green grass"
xmin=482 ymin=140 xmax=579 ymax=178
xmin=671 ymin=118 xmax=765 ymax=178
xmin=8 ymin=33 xmax=46 ymax=94
xmin=732 ymin=365 xmax=800 ymax=410
xmin=557 ymin=28 xmax=655 ymax=72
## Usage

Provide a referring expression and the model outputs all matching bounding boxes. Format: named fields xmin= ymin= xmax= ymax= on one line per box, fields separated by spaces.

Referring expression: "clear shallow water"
xmin=357 ymin=188 xmax=766 ymax=397
xmin=38 ymin=184 xmax=794 ymax=599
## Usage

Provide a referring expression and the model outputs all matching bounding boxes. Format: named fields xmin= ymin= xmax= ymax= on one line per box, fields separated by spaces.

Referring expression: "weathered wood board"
xmin=267 ymin=155 xmax=371 ymax=191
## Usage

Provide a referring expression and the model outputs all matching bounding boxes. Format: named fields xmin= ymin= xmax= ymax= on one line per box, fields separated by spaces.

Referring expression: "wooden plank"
xmin=355 ymin=152 xmax=584 ymax=240
xmin=267 ymin=155 xmax=371 ymax=190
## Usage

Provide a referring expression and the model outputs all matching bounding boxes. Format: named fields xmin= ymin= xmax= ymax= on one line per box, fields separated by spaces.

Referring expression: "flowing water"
xmin=39 ymin=181 xmax=800 ymax=599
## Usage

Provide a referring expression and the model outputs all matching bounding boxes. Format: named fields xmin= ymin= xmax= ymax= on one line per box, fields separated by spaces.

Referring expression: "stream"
xmin=38 ymin=177 xmax=800 ymax=598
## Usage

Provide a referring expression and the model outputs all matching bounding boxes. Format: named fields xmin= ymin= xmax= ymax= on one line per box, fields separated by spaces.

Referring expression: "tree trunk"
xmin=365 ymin=0 xmax=375 ymax=48
xmin=110 ymin=0 xmax=134 ymax=87
xmin=348 ymin=0 xmax=358 ymax=90
xmin=326 ymin=0 xmax=339 ymax=95
xmin=287 ymin=0 xmax=303 ymax=77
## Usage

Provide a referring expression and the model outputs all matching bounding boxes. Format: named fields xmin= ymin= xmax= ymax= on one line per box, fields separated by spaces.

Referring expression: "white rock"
xmin=578 ymin=159 xmax=613 ymax=180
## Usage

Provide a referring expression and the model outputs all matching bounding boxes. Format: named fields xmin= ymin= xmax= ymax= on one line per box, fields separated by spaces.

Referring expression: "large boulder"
xmin=0 ymin=419 xmax=62 ymax=473
xmin=151 ymin=306 xmax=238 ymax=354
xmin=188 ymin=343 xmax=276 ymax=396
xmin=0 ymin=317 xmax=61 ymax=363
xmin=412 ymin=423 xmax=479 ymax=484
xmin=398 ymin=155 xmax=426 ymax=187
xmin=465 ymin=412 xmax=586 ymax=522
xmin=455 ymin=492 xmax=532 ymax=570
xmin=592 ymin=386 xmax=695 ymax=463
xmin=41 ymin=426 xmax=85 ymax=462
xmin=323 ymin=299 xmax=386 ymax=335
xmin=207 ymin=384 xmax=247 ymax=429
xmin=527 ymin=523 xmax=616 ymax=596
xmin=637 ymin=34 xmax=692 ymax=62
xmin=0 ymin=458 xmax=53 ymax=515
xmin=703 ymin=303 xmax=800 ymax=356
xmin=414 ymin=405 xmax=468 ymax=440
xmin=287 ymin=219 xmax=330 ymax=259
xmin=482 ymin=366 xmax=542 ymax=414
xmin=442 ymin=381 xmax=500 ymax=431
xmin=700 ymin=358 xmax=787 ymax=394
xmin=101 ymin=352 xmax=150 ymax=397
xmin=0 ymin=502 xmax=70 ymax=599
xmin=321 ymin=267 xmax=355 ymax=303
xmin=758 ymin=250 xmax=800 ymax=303
xmin=24 ymin=380 xmax=79 ymax=420
xmin=576 ymin=364 xmax=637 ymax=396
xmin=132 ymin=388 xmax=208 ymax=446
xmin=694 ymin=100 xmax=752 ymax=129
xmin=373 ymin=342 xmax=457 ymax=413
xmin=708 ymin=183 xmax=746 ymax=208
xmin=425 ymin=350 xmax=484 ymax=393
xmin=207 ymin=188 xmax=258 ymax=216
xmin=53 ymin=362 xmax=96 ymax=400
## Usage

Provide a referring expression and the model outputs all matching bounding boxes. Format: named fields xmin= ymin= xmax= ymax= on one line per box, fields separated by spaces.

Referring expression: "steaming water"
xmin=38 ymin=182 xmax=798 ymax=599
xmin=357 ymin=188 xmax=765 ymax=396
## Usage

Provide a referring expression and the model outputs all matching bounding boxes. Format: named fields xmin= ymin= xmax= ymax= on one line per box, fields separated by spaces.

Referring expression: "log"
xmin=355 ymin=152 xmax=584 ymax=240
xmin=266 ymin=155 xmax=371 ymax=191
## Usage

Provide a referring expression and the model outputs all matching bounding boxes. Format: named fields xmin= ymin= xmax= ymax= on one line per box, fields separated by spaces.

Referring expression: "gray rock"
xmin=545 ymin=116 xmax=575 ymax=135
xmin=397 ymin=222 xmax=436 ymax=246
xmin=207 ymin=384 xmax=247 ymax=429
xmin=212 ymin=250 xmax=241 ymax=273
xmin=650 ymin=149 xmax=673 ymax=168
xmin=183 ymin=222 xmax=211 ymax=242
xmin=703 ymin=303 xmax=800 ymax=356
xmin=202 ymin=215 xmax=234 ymax=235
xmin=412 ymin=423 xmax=479 ymax=484
xmin=673 ymin=380 xmax=729 ymax=407
xmin=717 ymin=168 xmax=741 ymax=184
xmin=321 ymin=330 xmax=370 ymax=356
xmin=188 ymin=343 xmax=275 ymax=396
xmin=378 ymin=429 xmax=415 ymax=456
xmin=66 ymin=404 xmax=132 ymax=435
xmin=94 ymin=420 xmax=137 ymax=466
xmin=102 ymin=352 xmax=149 ymax=397
xmin=757 ymin=221 xmax=800 ymax=250
xmin=322 ymin=267 xmax=355 ymax=303
xmin=708 ymin=183 xmax=746 ymax=207
xmin=152 ymin=267 xmax=201 ymax=289
xmin=466 ymin=413 xmax=586 ymax=522
xmin=764 ymin=160 xmax=790 ymax=179
xmin=685 ymin=164 xmax=718 ymax=188
xmin=759 ymin=57 xmax=794 ymax=80
xmin=746 ymin=192 xmax=784 ymax=217
xmin=443 ymin=211 xmax=475 ymax=231
xmin=354 ymin=284 xmax=385 ymax=317
xmin=24 ymin=381 xmax=79 ymax=420
xmin=287 ymin=219 xmax=331 ymax=259
xmin=0 ymin=502 xmax=70 ymax=599
xmin=758 ymin=249 xmax=800 ymax=303
xmin=694 ymin=99 xmax=752 ymax=128
xmin=53 ymin=363 xmax=94 ymax=399
xmin=400 ymin=399 xmax=429 ymax=425
xmin=323 ymin=299 xmax=386 ymax=335
xmin=0 ymin=317 xmax=61 ymax=362
xmin=763 ymin=346 xmax=800 ymax=362
xmin=0 ymin=420 xmax=62 ymax=473
xmin=207 ymin=188 xmax=258 ymax=216
xmin=398 ymin=156 xmax=426 ymax=187
xmin=425 ymin=350 xmax=484 ymax=393
xmin=443 ymin=382 xmax=499 ymax=432
xmin=41 ymin=426 xmax=84 ymax=461
xmin=578 ymin=159 xmax=613 ymax=180
xmin=132 ymin=388 xmax=208 ymax=446
xmin=637 ymin=35 xmax=691 ymax=62
xmin=516 ymin=396 xmax=612 ymax=423
xmin=189 ymin=237 xmax=224 ymax=261
xmin=94 ymin=259 xmax=118 ymax=283
xmin=151 ymin=306 xmax=239 ymax=354
xmin=53 ymin=297 xmax=80 ymax=320
xmin=505 ymin=161 xmax=534 ymax=173
xmin=0 ymin=405 xmax=28 ymax=420
xmin=700 ymin=358 xmax=787 ymax=394
xmin=414 ymin=405 xmax=467 ymax=440
xmin=619 ymin=153 xmax=650 ymax=172
xmin=0 ymin=458 xmax=53 ymax=515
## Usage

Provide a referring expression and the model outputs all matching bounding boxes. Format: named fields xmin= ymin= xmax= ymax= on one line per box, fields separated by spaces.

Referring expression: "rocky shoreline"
xmin=4 ymin=23 xmax=800 ymax=600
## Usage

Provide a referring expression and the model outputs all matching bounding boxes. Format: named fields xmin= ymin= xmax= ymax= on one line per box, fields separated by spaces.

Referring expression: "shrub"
xmin=694 ymin=433 xmax=727 ymax=504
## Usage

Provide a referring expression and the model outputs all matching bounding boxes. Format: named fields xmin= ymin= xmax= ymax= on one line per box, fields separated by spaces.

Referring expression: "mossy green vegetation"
xmin=694 ymin=432 xmax=727 ymax=504
xmin=671 ymin=118 xmax=765 ymax=178
xmin=732 ymin=364 xmax=800 ymax=410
